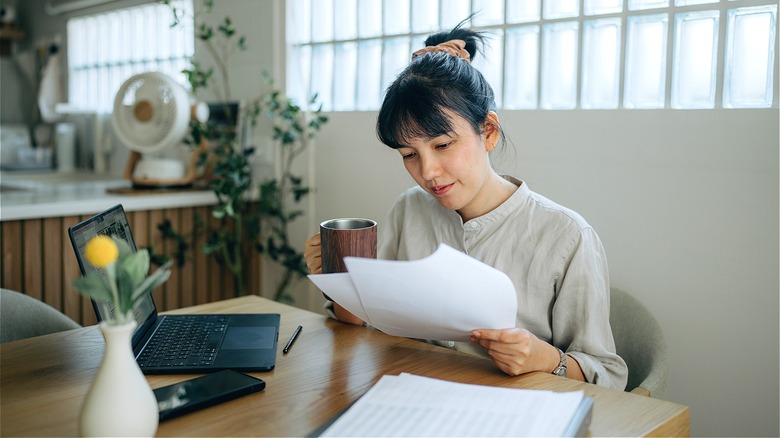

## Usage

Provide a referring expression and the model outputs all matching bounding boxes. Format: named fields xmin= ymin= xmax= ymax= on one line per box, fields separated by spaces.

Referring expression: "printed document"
xmin=320 ymin=373 xmax=588 ymax=437
xmin=308 ymin=244 xmax=517 ymax=342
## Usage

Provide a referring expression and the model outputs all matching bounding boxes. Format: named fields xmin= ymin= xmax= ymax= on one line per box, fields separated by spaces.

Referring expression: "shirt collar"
xmin=456 ymin=176 xmax=530 ymax=229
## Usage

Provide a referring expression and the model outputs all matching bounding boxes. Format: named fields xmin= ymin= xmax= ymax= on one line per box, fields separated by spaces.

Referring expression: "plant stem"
xmin=274 ymin=268 xmax=294 ymax=303
xmin=232 ymin=212 xmax=243 ymax=296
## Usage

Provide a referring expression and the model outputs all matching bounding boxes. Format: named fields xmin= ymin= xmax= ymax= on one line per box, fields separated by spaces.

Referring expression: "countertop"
xmin=0 ymin=170 xmax=218 ymax=221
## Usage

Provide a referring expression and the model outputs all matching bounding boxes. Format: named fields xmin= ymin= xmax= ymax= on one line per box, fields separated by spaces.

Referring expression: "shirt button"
xmin=467 ymin=222 xmax=478 ymax=229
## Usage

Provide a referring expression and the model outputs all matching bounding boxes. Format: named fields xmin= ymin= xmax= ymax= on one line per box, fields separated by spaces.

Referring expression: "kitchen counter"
xmin=0 ymin=171 xmax=218 ymax=221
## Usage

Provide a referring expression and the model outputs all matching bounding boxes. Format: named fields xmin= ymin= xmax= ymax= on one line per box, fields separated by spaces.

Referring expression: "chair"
xmin=1 ymin=288 xmax=81 ymax=343
xmin=610 ymin=288 xmax=669 ymax=399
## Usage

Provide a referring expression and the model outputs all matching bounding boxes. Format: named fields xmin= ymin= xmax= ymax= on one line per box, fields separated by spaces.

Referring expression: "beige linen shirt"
xmin=378 ymin=177 xmax=628 ymax=390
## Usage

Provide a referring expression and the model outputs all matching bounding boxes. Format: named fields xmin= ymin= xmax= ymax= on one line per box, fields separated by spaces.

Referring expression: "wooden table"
xmin=0 ymin=295 xmax=689 ymax=437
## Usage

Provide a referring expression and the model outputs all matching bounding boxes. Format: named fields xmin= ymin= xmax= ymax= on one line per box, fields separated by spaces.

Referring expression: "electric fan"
xmin=111 ymin=72 xmax=209 ymax=188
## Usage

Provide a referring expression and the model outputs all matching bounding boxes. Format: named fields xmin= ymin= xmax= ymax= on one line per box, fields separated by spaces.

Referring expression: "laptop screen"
xmin=69 ymin=204 xmax=157 ymax=331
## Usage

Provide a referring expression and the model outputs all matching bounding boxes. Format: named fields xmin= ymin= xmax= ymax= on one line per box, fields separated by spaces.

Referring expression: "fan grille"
xmin=113 ymin=73 xmax=188 ymax=153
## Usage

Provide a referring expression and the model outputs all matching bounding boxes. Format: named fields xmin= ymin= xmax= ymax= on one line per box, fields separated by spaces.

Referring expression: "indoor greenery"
xmin=160 ymin=0 xmax=328 ymax=302
xmin=73 ymin=236 xmax=172 ymax=324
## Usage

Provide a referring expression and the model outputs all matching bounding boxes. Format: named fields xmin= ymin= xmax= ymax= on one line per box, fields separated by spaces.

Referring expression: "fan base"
xmin=132 ymin=158 xmax=185 ymax=181
xmin=124 ymin=141 xmax=209 ymax=189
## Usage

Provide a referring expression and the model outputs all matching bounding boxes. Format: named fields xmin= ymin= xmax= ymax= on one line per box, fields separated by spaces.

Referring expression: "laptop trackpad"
xmin=221 ymin=326 xmax=276 ymax=350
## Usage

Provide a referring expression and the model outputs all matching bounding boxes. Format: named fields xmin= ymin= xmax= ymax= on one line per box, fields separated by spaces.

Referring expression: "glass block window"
xmin=624 ymin=14 xmax=668 ymax=108
xmin=672 ymin=11 xmax=720 ymax=108
xmin=67 ymin=0 xmax=194 ymax=114
xmin=723 ymin=5 xmax=777 ymax=108
xmin=287 ymin=0 xmax=778 ymax=110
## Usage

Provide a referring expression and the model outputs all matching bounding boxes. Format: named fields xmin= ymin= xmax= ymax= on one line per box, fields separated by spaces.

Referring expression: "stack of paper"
xmin=308 ymin=244 xmax=517 ymax=342
xmin=319 ymin=373 xmax=591 ymax=437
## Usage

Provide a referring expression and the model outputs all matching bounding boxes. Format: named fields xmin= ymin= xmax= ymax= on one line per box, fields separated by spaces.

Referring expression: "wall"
xmin=4 ymin=1 xmax=778 ymax=436
xmin=0 ymin=0 xmax=32 ymax=124
xmin=1 ymin=0 xmax=152 ymax=125
xmin=308 ymin=110 xmax=780 ymax=437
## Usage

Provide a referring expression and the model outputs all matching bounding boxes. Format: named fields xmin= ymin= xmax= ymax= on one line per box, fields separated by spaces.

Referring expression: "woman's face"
xmin=396 ymin=111 xmax=501 ymax=221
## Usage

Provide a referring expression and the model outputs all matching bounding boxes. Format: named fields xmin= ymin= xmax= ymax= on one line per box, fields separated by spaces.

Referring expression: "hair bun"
xmin=411 ymin=39 xmax=471 ymax=63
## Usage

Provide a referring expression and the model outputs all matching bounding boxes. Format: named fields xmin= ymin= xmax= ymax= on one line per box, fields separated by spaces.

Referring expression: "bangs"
xmin=377 ymin=74 xmax=457 ymax=149
xmin=376 ymin=52 xmax=489 ymax=149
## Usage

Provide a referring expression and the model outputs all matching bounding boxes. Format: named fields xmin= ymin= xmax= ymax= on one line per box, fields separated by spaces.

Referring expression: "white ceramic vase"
xmin=79 ymin=320 xmax=159 ymax=437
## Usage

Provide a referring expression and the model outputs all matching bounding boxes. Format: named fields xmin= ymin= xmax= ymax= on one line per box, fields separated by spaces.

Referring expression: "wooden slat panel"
xmin=0 ymin=222 xmax=3 ymax=286
xmin=179 ymin=207 xmax=195 ymax=308
xmin=131 ymin=210 xmax=150 ymax=250
xmin=80 ymin=296 xmax=98 ymax=326
xmin=208 ymin=212 xmax=222 ymax=303
xmin=22 ymin=220 xmax=43 ymax=300
xmin=194 ymin=206 xmax=209 ymax=305
xmin=162 ymin=208 xmax=180 ymax=310
xmin=126 ymin=211 xmax=135 ymax=235
xmin=148 ymin=209 xmax=165 ymax=310
xmin=2 ymin=221 xmax=23 ymax=292
xmin=43 ymin=217 xmax=63 ymax=311
xmin=247 ymin=236 xmax=261 ymax=296
xmin=0 ymin=205 xmax=264 ymax=325
xmin=224 ymin=217 xmax=235 ymax=297
xmin=61 ymin=216 xmax=83 ymax=324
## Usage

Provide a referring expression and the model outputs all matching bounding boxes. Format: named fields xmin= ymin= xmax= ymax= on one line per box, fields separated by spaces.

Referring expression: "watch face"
xmin=553 ymin=367 xmax=567 ymax=377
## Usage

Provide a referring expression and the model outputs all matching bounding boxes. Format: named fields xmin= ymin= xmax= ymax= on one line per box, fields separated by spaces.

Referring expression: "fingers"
xmin=471 ymin=328 xmax=526 ymax=346
xmin=304 ymin=233 xmax=322 ymax=274
xmin=471 ymin=328 xmax=537 ymax=376
xmin=487 ymin=352 xmax=523 ymax=376
xmin=471 ymin=328 xmax=524 ymax=341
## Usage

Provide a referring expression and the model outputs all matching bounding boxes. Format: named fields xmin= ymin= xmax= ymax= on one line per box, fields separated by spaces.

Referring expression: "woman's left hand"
xmin=470 ymin=328 xmax=559 ymax=376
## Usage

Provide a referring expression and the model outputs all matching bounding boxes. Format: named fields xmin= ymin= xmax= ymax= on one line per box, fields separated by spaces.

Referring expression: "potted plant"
xmin=72 ymin=235 xmax=172 ymax=437
xmin=161 ymin=0 xmax=328 ymax=303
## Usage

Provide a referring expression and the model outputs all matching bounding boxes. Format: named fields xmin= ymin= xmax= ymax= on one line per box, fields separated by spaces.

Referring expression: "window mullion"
xmin=287 ymin=0 xmax=778 ymax=110
xmin=714 ymin=8 xmax=726 ymax=108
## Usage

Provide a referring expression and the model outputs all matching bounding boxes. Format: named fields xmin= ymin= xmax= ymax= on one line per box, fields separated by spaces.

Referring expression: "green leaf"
xmin=72 ymin=274 xmax=112 ymax=302
xmin=131 ymin=261 xmax=172 ymax=304
xmin=118 ymin=250 xmax=150 ymax=286
xmin=198 ymin=23 xmax=214 ymax=41
xmin=115 ymin=238 xmax=133 ymax=260
xmin=218 ymin=17 xmax=235 ymax=37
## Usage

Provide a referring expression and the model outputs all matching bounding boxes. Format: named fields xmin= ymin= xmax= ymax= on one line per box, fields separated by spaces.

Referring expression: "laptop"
xmin=68 ymin=204 xmax=280 ymax=374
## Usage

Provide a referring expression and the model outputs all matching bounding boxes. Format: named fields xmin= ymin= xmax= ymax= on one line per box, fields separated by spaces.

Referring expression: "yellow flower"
xmin=85 ymin=235 xmax=119 ymax=268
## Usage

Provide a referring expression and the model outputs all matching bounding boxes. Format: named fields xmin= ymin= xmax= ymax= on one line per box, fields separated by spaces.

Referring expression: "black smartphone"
xmin=154 ymin=370 xmax=266 ymax=421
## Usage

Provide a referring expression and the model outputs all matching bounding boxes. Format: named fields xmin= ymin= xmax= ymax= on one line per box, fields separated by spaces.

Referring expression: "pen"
xmin=283 ymin=325 xmax=302 ymax=354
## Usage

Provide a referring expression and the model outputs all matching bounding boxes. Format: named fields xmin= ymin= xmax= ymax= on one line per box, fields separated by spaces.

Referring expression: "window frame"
xmin=285 ymin=0 xmax=778 ymax=111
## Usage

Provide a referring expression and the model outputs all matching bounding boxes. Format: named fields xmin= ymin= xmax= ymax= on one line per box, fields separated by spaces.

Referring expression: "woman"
xmin=304 ymin=23 xmax=627 ymax=390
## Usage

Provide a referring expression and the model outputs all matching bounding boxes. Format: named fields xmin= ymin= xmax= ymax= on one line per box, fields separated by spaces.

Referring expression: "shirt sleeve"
xmin=552 ymin=227 xmax=628 ymax=390
xmin=377 ymin=192 xmax=406 ymax=260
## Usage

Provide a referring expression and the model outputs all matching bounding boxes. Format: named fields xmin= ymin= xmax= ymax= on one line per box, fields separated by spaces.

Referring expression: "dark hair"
xmin=376 ymin=20 xmax=504 ymax=150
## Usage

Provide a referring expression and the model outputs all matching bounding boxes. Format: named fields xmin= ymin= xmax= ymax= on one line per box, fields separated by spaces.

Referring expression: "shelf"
xmin=0 ymin=26 xmax=24 ymax=39
xmin=0 ymin=24 xmax=24 ymax=57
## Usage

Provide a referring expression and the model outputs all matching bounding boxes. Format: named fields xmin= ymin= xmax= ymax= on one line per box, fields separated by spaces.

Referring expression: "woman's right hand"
xmin=304 ymin=232 xmax=365 ymax=326
xmin=304 ymin=232 xmax=322 ymax=274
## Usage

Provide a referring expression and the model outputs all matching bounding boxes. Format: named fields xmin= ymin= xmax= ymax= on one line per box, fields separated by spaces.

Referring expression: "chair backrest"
xmin=0 ymin=288 xmax=81 ymax=343
xmin=609 ymin=288 xmax=669 ymax=399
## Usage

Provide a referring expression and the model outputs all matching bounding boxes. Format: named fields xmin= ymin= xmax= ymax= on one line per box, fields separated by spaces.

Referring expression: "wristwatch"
xmin=552 ymin=347 xmax=567 ymax=377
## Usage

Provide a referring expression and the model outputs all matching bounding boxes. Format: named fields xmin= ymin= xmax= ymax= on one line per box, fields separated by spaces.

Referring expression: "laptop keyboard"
xmin=137 ymin=316 xmax=228 ymax=368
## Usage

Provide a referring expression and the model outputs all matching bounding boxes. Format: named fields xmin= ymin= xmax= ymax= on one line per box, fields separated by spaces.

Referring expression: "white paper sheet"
xmin=307 ymin=272 xmax=370 ymax=321
xmin=320 ymin=373 xmax=587 ymax=437
xmin=308 ymin=244 xmax=517 ymax=342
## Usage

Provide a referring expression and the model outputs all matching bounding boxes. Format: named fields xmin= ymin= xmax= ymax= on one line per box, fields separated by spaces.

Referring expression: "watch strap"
xmin=552 ymin=347 xmax=567 ymax=377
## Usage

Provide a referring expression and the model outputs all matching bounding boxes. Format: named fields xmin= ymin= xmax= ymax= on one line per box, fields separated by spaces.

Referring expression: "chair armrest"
xmin=630 ymin=387 xmax=652 ymax=397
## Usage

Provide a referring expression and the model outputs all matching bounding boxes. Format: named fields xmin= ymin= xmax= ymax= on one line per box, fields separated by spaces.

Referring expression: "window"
xmin=67 ymin=0 xmax=195 ymax=114
xmin=286 ymin=0 xmax=777 ymax=110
